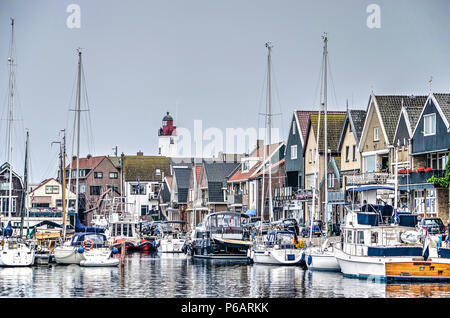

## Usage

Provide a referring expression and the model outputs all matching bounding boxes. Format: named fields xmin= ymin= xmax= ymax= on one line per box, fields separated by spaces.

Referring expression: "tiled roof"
xmin=66 ymin=156 xmax=106 ymax=170
xmin=349 ymin=110 xmax=367 ymax=143
xmin=404 ymin=105 xmax=423 ymax=132
xmin=195 ymin=165 xmax=202 ymax=184
xmin=173 ymin=167 xmax=191 ymax=189
xmin=374 ymin=95 xmax=427 ymax=144
xmin=123 ymin=156 xmax=171 ymax=182
xmin=309 ymin=111 xmax=346 ymax=153
xmin=434 ymin=93 xmax=450 ymax=124
xmin=295 ymin=110 xmax=315 ymax=144
xmin=250 ymin=142 xmax=283 ymax=158
xmin=227 ymin=161 xmax=261 ymax=183
xmin=204 ymin=162 xmax=241 ymax=186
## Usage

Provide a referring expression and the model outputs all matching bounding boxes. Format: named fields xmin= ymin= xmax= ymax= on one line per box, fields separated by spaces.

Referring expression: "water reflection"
xmin=0 ymin=253 xmax=449 ymax=297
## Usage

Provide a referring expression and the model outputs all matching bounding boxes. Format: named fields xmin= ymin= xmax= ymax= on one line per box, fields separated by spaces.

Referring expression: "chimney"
xmin=137 ymin=151 xmax=143 ymax=156
xmin=257 ymin=139 xmax=264 ymax=150
xmin=87 ymin=154 xmax=92 ymax=159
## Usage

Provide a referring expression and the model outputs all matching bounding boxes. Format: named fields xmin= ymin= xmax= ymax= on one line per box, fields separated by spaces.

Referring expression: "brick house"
xmin=65 ymin=155 xmax=121 ymax=225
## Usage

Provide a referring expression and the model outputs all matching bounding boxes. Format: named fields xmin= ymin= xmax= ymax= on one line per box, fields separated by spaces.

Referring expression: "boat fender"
xmin=307 ymin=255 xmax=312 ymax=266
xmin=77 ymin=246 xmax=84 ymax=254
xmin=300 ymin=252 xmax=305 ymax=262
xmin=152 ymin=241 xmax=156 ymax=247
xmin=112 ymin=247 xmax=119 ymax=254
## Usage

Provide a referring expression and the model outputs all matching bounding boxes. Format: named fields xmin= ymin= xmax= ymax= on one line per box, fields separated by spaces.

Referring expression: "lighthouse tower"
xmin=158 ymin=112 xmax=178 ymax=157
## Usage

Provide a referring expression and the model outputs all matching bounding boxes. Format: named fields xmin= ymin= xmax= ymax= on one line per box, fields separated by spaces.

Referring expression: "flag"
xmin=423 ymin=229 xmax=429 ymax=261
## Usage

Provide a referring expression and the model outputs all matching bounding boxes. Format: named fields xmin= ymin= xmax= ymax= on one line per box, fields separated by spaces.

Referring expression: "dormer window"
xmin=242 ymin=161 xmax=249 ymax=172
xmin=424 ymin=113 xmax=436 ymax=136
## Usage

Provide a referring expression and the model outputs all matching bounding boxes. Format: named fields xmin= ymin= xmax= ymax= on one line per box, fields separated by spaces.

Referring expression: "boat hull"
xmin=158 ymin=239 xmax=185 ymax=253
xmin=305 ymin=248 xmax=340 ymax=271
xmin=250 ymin=248 xmax=304 ymax=265
xmin=0 ymin=248 xmax=35 ymax=267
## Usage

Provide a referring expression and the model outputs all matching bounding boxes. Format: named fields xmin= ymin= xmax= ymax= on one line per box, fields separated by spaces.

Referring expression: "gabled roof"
xmin=172 ymin=167 xmax=191 ymax=189
xmin=203 ymin=162 xmax=240 ymax=187
xmin=434 ymin=93 xmax=450 ymax=126
xmin=305 ymin=111 xmax=346 ymax=154
xmin=66 ymin=156 xmax=106 ymax=170
xmin=370 ymin=95 xmax=427 ymax=144
xmin=394 ymin=104 xmax=423 ymax=140
xmin=411 ymin=93 xmax=450 ymax=137
xmin=0 ymin=162 xmax=24 ymax=187
xmin=294 ymin=110 xmax=315 ymax=146
xmin=227 ymin=141 xmax=284 ymax=183
xmin=337 ymin=109 xmax=367 ymax=151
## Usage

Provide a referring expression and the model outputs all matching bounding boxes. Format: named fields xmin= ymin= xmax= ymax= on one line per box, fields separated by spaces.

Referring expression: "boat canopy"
xmin=75 ymin=214 xmax=105 ymax=233
xmin=347 ymin=186 xmax=394 ymax=192
xmin=356 ymin=212 xmax=379 ymax=226
xmin=70 ymin=232 xmax=107 ymax=247
xmin=245 ymin=209 xmax=257 ymax=216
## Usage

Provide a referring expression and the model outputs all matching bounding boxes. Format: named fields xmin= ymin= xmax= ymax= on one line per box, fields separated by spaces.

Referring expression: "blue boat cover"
xmin=438 ymin=248 xmax=450 ymax=259
xmin=75 ymin=214 xmax=105 ymax=233
xmin=357 ymin=213 xmax=379 ymax=226
xmin=397 ymin=214 xmax=418 ymax=228
xmin=347 ymin=186 xmax=394 ymax=192
xmin=245 ymin=209 xmax=257 ymax=216
xmin=367 ymin=246 xmax=423 ymax=257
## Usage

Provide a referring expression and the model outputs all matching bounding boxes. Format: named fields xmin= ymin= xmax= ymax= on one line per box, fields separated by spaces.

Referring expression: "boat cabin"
xmin=109 ymin=221 xmax=138 ymax=239
xmin=266 ymin=230 xmax=297 ymax=249
xmin=340 ymin=209 xmax=422 ymax=258
xmin=200 ymin=212 xmax=249 ymax=240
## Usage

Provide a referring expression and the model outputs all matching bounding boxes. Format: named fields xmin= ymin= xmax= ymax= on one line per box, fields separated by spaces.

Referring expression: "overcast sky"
xmin=0 ymin=0 xmax=449 ymax=183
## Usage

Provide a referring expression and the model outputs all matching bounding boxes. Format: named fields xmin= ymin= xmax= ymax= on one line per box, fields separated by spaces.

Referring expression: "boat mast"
xmin=7 ymin=18 xmax=15 ymax=223
xmin=74 ymin=49 xmax=82 ymax=219
xmin=19 ymin=131 xmax=29 ymax=238
xmin=323 ymin=34 xmax=328 ymax=237
xmin=266 ymin=42 xmax=273 ymax=223
xmin=61 ymin=130 xmax=67 ymax=240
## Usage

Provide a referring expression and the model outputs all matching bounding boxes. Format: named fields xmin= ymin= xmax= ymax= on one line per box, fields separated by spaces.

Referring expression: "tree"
xmin=427 ymin=154 xmax=450 ymax=189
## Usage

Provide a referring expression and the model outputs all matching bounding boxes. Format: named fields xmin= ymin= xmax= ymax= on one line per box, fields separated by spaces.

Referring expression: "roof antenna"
xmin=346 ymin=98 xmax=349 ymax=112
xmin=428 ymin=76 xmax=433 ymax=94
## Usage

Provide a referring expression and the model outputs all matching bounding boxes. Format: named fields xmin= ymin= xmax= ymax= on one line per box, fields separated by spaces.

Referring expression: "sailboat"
xmin=0 ymin=19 xmax=35 ymax=267
xmin=303 ymin=34 xmax=340 ymax=271
xmin=248 ymin=43 xmax=304 ymax=265
xmin=53 ymin=49 xmax=118 ymax=267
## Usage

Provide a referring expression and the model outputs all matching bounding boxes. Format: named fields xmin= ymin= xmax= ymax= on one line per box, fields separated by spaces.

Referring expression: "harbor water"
xmin=1 ymin=252 xmax=450 ymax=298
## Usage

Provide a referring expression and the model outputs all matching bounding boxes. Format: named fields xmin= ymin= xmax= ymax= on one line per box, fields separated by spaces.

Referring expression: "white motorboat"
xmin=249 ymin=230 xmax=304 ymax=265
xmin=156 ymin=221 xmax=187 ymax=253
xmin=333 ymin=207 xmax=437 ymax=281
xmin=0 ymin=236 xmax=35 ymax=267
xmin=304 ymin=239 xmax=340 ymax=271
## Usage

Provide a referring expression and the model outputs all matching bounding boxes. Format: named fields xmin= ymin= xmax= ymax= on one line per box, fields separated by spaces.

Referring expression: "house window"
xmin=424 ymin=113 xmax=436 ymax=136
xmin=327 ymin=173 xmax=334 ymax=188
xmin=131 ymin=184 xmax=146 ymax=195
xmin=363 ymin=155 xmax=376 ymax=173
xmin=306 ymin=174 xmax=316 ymax=190
xmin=291 ymin=145 xmax=297 ymax=160
xmin=90 ymin=186 xmax=101 ymax=196
xmin=107 ymin=185 xmax=119 ymax=192
xmin=345 ymin=146 xmax=349 ymax=162
xmin=155 ymin=169 xmax=161 ymax=176
xmin=0 ymin=197 xmax=16 ymax=213
xmin=352 ymin=145 xmax=357 ymax=161
xmin=45 ymin=185 xmax=59 ymax=194
xmin=292 ymin=121 xmax=296 ymax=135
xmin=0 ymin=182 xmax=9 ymax=190
xmin=94 ymin=172 xmax=103 ymax=179
xmin=373 ymin=127 xmax=379 ymax=141
xmin=309 ymin=149 xmax=313 ymax=163
xmin=141 ymin=205 xmax=149 ymax=216
xmin=242 ymin=161 xmax=249 ymax=172
xmin=426 ymin=189 xmax=436 ymax=216
xmin=109 ymin=172 xmax=118 ymax=179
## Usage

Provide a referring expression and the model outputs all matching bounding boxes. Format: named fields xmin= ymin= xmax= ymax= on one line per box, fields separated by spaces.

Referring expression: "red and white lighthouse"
xmin=158 ymin=112 xmax=177 ymax=157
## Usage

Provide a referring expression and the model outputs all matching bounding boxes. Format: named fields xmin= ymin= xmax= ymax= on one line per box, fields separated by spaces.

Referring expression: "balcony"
xmin=227 ymin=194 xmax=243 ymax=206
xmin=346 ymin=172 xmax=389 ymax=186
xmin=398 ymin=170 xmax=445 ymax=186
